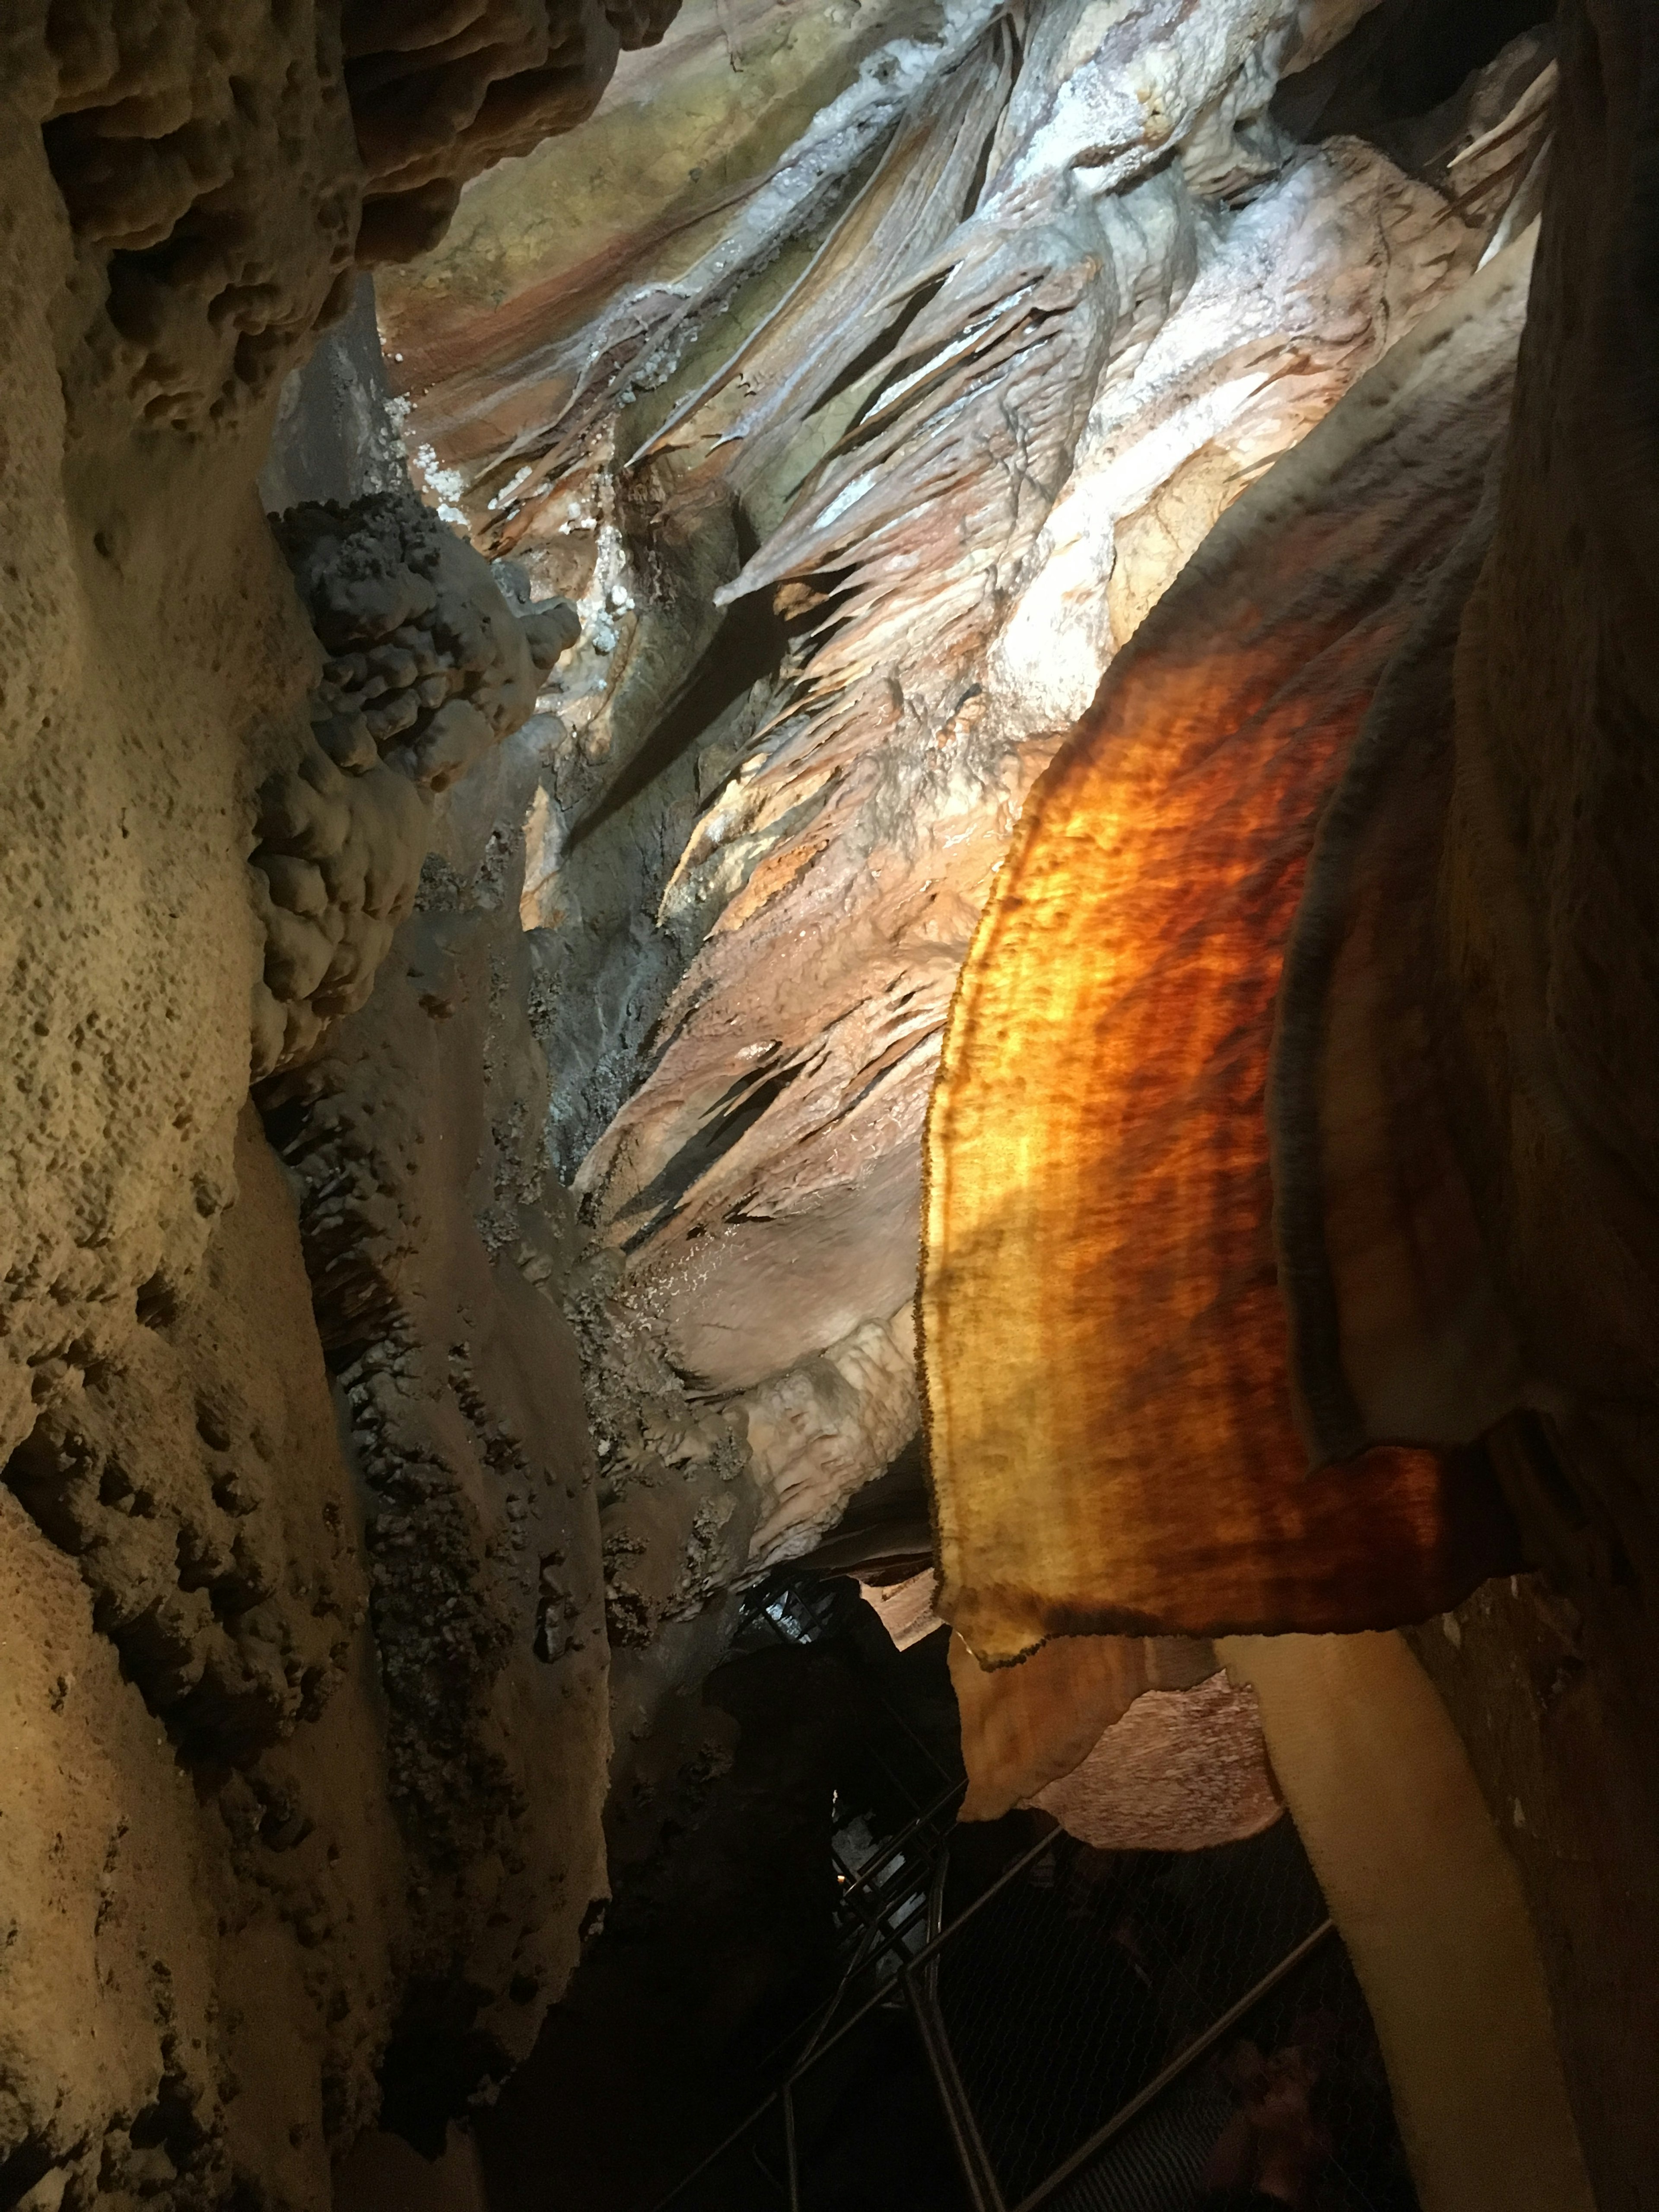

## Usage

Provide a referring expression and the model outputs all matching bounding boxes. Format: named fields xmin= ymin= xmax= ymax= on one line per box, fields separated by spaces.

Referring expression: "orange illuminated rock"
xmin=920 ymin=248 xmax=1535 ymax=1664
xmin=951 ymin=1630 xmax=1219 ymax=1820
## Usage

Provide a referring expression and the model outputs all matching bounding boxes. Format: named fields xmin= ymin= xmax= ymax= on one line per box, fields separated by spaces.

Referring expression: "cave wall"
xmin=0 ymin=2 xmax=688 ymax=2203
xmin=1409 ymin=1573 xmax=1659 ymax=2212
xmin=377 ymin=0 xmax=1557 ymax=1642
xmin=1222 ymin=1631 xmax=1594 ymax=2212
xmin=0 ymin=0 xmax=681 ymax=1479
xmin=370 ymin=7 xmax=1659 ymax=2206
xmin=356 ymin=12 xmax=1592 ymax=2168
xmin=906 ymin=0 xmax=1659 ymax=2201
xmin=1 ymin=1114 xmax=407 ymax=2210
xmin=6 ymin=0 xmax=1657 ymax=2205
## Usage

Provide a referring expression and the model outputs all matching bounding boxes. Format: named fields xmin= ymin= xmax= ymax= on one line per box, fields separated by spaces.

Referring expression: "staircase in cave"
xmin=648 ymin=1583 xmax=1418 ymax=2212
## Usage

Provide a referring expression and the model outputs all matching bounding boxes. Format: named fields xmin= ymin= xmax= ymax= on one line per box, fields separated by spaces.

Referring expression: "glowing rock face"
xmin=920 ymin=252 xmax=1536 ymax=1666
xmin=1030 ymin=1670 xmax=1283 ymax=1854
xmin=951 ymin=1631 xmax=1170 ymax=1819
xmin=950 ymin=1628 xmax=1221 ymax=1820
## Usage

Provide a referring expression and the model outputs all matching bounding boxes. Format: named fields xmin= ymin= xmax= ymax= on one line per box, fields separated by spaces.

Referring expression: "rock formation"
xmin=915 ymin=0 xmax=1659 ymax=2200
xmin=380 ymin=0 xmax=1655 ymax=2198
xmin=0 ymin=1 xmax=671 ymax=2203
xmin=381 ymin=0 xmax=1556 ymax=1629
xmin=921 ymin=243 xmax=1533 ymax=1664
xmin=4 ymin=0 xmax=1658 ymax=2204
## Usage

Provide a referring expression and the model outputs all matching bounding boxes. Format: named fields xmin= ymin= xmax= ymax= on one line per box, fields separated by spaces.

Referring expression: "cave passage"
xmin=3 ymin=0 xmax=1655 ymax=2208
xmin=474 ymin=1581 xmax=1420 ymax=2212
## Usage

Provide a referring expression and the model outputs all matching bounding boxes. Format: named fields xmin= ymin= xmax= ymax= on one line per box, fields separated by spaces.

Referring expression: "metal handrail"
xmin=665 ymin=1779 xmax=960 ymax=2177
xmin=908 ymin=1843 xmax=1007 ymax=2212
xmin=1010 ymin=1918 xmax=1339 ymax=2212
xmin=646 ymin=1824 xmax=1060 ymax=2211
xmin=647 ymin=1799 xmax=1342 ymax=2212
xmin=836 ymin=1778 xmax=964 ymax=1908
xmin=904 ymin=1970 xmax=1005 ymax=2212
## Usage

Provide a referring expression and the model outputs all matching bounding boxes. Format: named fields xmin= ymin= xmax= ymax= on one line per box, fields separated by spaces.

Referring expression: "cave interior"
xmin=2 ymin=0 xmax=1658 ymax=2208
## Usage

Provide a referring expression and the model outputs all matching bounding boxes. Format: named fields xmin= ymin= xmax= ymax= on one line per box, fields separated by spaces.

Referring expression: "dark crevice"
xmin=0 ymin=2140 xmax=58 ymax=2212
xmin=377 ymin=1984 xmax=512 ymax=2159
xmin=810 ymin=271 xmax=955 ymax=422
xmin=1272 ymin=0 xmax=1553 ymax=150
xmin=616 ymin=1061 xmax=801 ymax=1252
xmin=568 ymin=552 xmax=787 ymax=856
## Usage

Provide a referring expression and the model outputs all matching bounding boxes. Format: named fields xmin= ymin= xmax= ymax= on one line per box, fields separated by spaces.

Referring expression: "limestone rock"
xmin=257 ymin=719 xmax=613 ymax=2118
xmin=252 ymin=489 xmax=573 ymax=1076
xmin=1031 ymin=1672 xmax=1284 ymax=1853
xmin=0 ymin=10 xmax=658 ymax=2189
xmin=1 ymin=1116 xmax=405 ymax=2211
xmin=382 ymin=0 xmax=1553 ymax=1593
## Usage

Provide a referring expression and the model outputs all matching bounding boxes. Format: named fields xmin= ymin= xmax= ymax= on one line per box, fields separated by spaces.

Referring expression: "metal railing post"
xmin=901 ymin=1844 xmax=1007 ymax=2212
xmin=902 ymin=1962 xmax=1007 ymax=2212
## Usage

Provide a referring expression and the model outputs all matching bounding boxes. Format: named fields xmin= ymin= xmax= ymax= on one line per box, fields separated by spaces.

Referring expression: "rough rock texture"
xmin=1031 ymin=1672 xmax=1284 ymax=1853
xmin=0 ymin=0 xmax=675 ymax=1560
xmin=380 ymin=0 xmax=1556 ymax=1624
xmin=0 ymin=110 xmax=287 ymax=1481
xmin=951 ymin=1632 xmax=1223 ymax=1820
xmin=8 ymin=1137 xmax=364 ymax=1773
xmin=951 ymin=1622 xmax=1282 ymax=1854
xmin=3 ymin=415 xmax=603 ymax=2212
xmin=257 ymin=705 xmax=613 ymax=2145
xmin=12 ymin=0 xmax=1649 ymax=2202
xmin=1 ymin=1115 xmax=407 ymax=2211
xmin=10 ymin=0 xmax=680 ymax=438
xmin=0 ymin=5 xmax=660 ymax=2194
xmin=252 ymin=489 xmax=572 ymax=1076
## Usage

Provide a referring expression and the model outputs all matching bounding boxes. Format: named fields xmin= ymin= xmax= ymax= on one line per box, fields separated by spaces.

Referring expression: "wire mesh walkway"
xmin=649 ymin=1583 xmax=1420 ymax=2212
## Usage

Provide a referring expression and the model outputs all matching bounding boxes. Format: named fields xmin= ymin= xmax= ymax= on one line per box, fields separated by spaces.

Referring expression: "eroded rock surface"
xmin=0 ymin=2 xmax=676 ymax=2198
xmin=252 ymin=490 xmax=574 ymax=1075
xmin=1031 ymin=1672 xmax=1284 ymax=1853
xmin=381 ymin=0 xmax=1555 ymax=1614
xmin=7 ymin=0 xmax=1637 ymax=2199
xmin=258 ymin=712 xmax=613 ymax=2145
xmin=2 ymin=1116 xmax=406 ymax=2210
